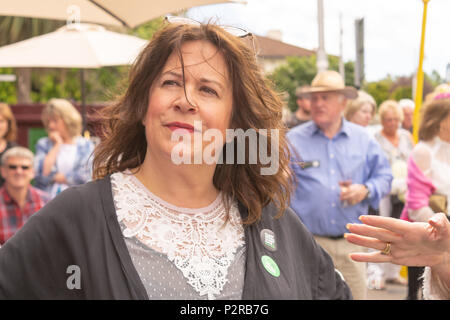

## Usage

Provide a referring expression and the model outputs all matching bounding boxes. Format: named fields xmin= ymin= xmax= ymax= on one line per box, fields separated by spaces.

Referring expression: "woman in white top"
xmin=370 ymin=100 xmax=414 ymax=290
xmin=375 ymin=100 xmax=414 ymax=219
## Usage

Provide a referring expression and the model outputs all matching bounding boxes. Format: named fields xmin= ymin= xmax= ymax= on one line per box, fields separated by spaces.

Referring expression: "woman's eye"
xmin=162 ymin=79 xmax=180 ymax=86
xmin=201 ymin=86 xmax=218 ymax=97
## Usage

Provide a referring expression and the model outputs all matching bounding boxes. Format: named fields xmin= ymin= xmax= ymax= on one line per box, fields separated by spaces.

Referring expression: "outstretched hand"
xmin=345 ymin=213 xmax=450 ymax=267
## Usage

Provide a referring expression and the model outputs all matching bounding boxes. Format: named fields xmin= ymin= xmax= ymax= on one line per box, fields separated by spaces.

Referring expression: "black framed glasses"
xmin=164 ymin=15 xmax=258 ymax=55
xmin=7 ymin=165 xmax=31 ymax=171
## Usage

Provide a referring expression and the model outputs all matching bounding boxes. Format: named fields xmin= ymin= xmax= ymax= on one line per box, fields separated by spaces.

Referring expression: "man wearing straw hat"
xmin=287 ymin=70 xmax=393 ymax=299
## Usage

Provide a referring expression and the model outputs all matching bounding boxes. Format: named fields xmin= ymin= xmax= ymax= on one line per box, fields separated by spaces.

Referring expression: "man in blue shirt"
xmin=287 ymin=70 xmax=392 ymax=299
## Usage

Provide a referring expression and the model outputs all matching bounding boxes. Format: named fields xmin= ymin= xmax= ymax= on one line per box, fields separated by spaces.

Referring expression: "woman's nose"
xmin=174 ymin=89 xmax=198 ymax=113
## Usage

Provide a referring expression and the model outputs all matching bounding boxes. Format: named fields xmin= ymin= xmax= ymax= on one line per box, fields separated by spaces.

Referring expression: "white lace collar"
xmin=110 ymin=171 xmax=245 ymax=300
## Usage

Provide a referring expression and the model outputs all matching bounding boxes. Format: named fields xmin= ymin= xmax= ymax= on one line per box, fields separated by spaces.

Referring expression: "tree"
xmin=0 ymin=68 xmax=17 ymax=104
xmin=268 ymin=55 xmax=355 ymax=112
xmin=131 ymin=17 xmax=164 ymax=40
xmin=363 ymin=71 xmax=439 ymax=108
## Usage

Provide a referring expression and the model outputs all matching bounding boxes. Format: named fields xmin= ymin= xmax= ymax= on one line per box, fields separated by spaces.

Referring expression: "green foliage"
xmin=0 ymin=68 xmax=17 ymax=104
xmin=390 ymin=86 xmax=412 ymax=101
xmin=267 ymin=56 xmax=316 ymax=112
xmin=363 ymin=77 xmax=393 ymax=107
xmin=363 ymin=71 xmax=441 ymax=108
xmin=268 ymin=55 xmax=355 ymax=112
xmin=131 ymin=17 xmax=164 ymax=40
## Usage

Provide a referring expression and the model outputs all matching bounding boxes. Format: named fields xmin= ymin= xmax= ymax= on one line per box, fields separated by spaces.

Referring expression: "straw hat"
xmin=298 ymin=70 xmax=358 ymax=99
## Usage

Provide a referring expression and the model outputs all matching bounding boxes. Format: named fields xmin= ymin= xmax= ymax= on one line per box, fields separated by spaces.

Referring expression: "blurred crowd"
xmin=284 ymin=73 xmax=450 ymax=299
xmin=0 ymin=99 xmax=94 ymax=245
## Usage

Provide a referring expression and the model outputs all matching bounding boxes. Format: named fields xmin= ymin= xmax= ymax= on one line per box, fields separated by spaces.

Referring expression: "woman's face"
xmin=381 ymin=109 xmax=401 ymax=135
xmin=350 ymin=102 xmax=373 ymax=127
xmin=46 ymin=115 xmax=69 ymax=139
xmin=143 ymin=40 xmax=233 ymax=163
xmin=0 ymin=114 xmax=9 ymax=140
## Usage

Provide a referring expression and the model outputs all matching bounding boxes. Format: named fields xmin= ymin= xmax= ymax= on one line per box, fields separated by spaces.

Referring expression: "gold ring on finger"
xmin=380 ymin=242 xmax=391 ymax=255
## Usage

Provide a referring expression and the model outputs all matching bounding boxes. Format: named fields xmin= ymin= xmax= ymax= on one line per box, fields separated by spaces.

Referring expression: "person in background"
xmin=0 ymin=103 xmax=18 ymax=187
xmin=0 ymin=147 xmax=50 ymax=245
xmin=399 ymin=93 xmax=450 ymax=299
xmin=284 ymin=86 xmax=311 ymax=129
xmin=34 ymin=99 xmax=95 ymax=198
xmin=344 ymin=90 xmax=377 ymax=128
xmin=375 ymin=100 xmax=414 ymax=217
xmin=288 ymin=70 xmax=393 ymax=299
xmin=344 ymin=91 xmax=386 ymax=289
xmin=369 ymin=100 xmax=414 ymax=289
xmin=399 ymin=99 xmax=415 ymax=133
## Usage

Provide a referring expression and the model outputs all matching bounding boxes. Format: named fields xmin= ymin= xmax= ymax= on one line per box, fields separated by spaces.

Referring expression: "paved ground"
xmin=367 ymin=282 xmax=408 ymax=300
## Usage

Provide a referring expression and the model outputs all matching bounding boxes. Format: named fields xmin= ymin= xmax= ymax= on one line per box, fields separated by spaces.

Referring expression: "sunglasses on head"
xmin=164 ymin=16 xmax=258 ymax=55
xmin=8 ymin=165 xmax=31 ymax=170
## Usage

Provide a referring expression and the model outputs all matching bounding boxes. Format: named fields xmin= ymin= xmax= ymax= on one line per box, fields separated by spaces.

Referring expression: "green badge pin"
xmin=261 ymin=255 xmax=280 ymax=278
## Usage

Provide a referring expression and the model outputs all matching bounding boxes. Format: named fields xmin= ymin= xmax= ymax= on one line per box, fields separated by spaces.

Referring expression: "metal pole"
xmin=339 ymin=12 xmax=345 ymax=80
xmin=316 ymin=0 xmax=328 ymax=72
xmin=354 ymin=18 xmax=365 ymax=89
xmin=80 ymin=69 xmax=87 ymax=137
xmin=412 ymin=0 xmax=430 ymax=143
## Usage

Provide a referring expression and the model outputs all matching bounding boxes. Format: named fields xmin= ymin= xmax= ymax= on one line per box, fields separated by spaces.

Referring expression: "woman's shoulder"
xmin=398 ymin=128 xmax=412 ymax=136
xmin=35 ymin=177 xmax=111 ymax=220
xmin=36 ymin=136 xmax=51 ymax=145
xmin=412 ymin=142 xmax=432 ymax=173
xmin=398 ymin=128 xmax=414 ymax=142
xmin=74 ymin=136 xmax=95 ymax=147
xmin=259 ymin=202 xmax=315 ymax=243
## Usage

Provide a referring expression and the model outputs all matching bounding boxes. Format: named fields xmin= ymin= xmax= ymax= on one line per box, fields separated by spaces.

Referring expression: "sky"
xmin=187 ymin=0 xmax=450 ymax=82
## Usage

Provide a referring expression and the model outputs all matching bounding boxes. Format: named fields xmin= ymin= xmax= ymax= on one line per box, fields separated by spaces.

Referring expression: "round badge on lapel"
xmin=261 ymin=255 xmax=280 ymax=278
xmin=260 ymin=229 xmax=276 ymax=252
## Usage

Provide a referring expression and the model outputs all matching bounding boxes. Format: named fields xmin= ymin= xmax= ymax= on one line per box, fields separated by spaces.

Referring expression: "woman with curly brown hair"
xmin=0 ymin=19 xmax=350 ymax=300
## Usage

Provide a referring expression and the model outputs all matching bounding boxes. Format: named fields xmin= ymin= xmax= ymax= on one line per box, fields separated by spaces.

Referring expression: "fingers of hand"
xmin=349 ymin=251 xmax=391 ymax=263
xmin=428 ymin=212 xmax=448 ymax=231
xmin=346 ymin=223 xmax=401 ymax=243
xmin=358 ymin=215 xmax=410 ymax=234
xmin=342 ymin=185 xmax=366 ymax=204
xmin=344 ymin=233 xmax=389 ymax=252
xmin=340 ymin=187 xmax=350 ymax=200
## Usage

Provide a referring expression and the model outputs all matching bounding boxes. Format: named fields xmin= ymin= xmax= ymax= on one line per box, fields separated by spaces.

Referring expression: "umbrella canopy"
xmin=0 ymin=23 xmax=147 ymax=68
xmin=0 ymin=23 xmax=148 ymax=134
xmin=0 ymin=0 xmax=243 ymax=28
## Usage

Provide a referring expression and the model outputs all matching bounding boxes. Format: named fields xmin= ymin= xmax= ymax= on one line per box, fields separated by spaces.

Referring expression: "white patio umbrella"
xmin=0 ymin=23 xmax=148 ymax=132
xmin=0 ymin=0 xmax=244 ymax=28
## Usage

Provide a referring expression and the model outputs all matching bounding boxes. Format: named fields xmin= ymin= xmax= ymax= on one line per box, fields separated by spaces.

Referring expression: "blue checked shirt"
xmin=287 ymin=119 xmax=393 ymax=237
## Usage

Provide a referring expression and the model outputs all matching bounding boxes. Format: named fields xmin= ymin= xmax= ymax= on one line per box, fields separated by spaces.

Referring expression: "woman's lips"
xmin=165 ymin=122 xmax=196 ymax=133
